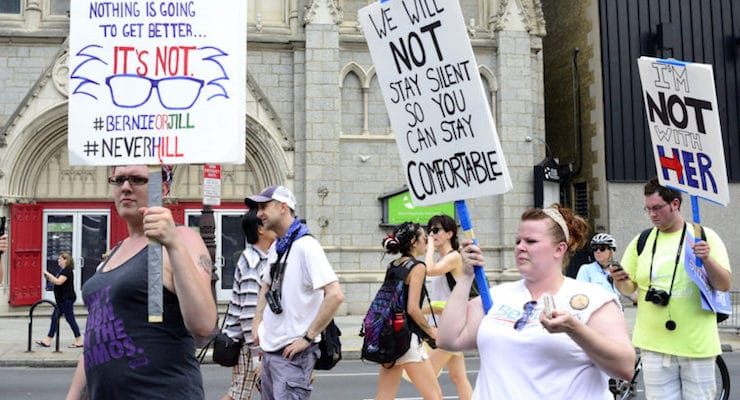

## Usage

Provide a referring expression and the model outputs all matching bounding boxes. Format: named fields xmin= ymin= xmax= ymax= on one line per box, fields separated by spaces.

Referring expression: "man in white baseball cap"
xmin=246 ymin=184 xmax=344 ymax=400
xmin=244 ymin=185 xmax=296 ymax=211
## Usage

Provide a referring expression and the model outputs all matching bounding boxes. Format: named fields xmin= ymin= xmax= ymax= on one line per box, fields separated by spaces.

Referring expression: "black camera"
xmin=265 ymin=289 xmax=283 ymax=314
xmin=645 ymin=287 xmax=670 ymax=306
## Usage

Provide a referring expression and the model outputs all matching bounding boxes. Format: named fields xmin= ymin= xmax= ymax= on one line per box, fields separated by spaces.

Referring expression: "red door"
xmin=9 ymin=204 xmax=42 ymax=305
xmin=110 ymin=204 xmax=127 ymax=247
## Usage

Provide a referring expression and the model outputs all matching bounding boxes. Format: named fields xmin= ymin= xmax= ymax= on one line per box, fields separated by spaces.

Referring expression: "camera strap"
xmin=647 ymin=222 xmax=686 ymax=296
xmin=269 ymin=229 xmax=301 ymax=293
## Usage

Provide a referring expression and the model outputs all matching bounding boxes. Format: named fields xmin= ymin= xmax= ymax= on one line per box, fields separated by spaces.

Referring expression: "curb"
xmin=0 ymin=358 xmax=79 ymax=368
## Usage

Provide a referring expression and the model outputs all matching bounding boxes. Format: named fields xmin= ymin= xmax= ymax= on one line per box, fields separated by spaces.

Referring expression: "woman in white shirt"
xmin=437 ymin=204 xmax=635 ymax=399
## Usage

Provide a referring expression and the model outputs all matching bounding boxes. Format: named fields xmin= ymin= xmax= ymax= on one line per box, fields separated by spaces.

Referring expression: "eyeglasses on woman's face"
xmin=429 ymin=226 xmax=443 ymax=235
xmin=107 ymin=175 xmax=149 ymax=186
xmin=593 ymin=245 xmax=611 ymax=252
xmin=514 ymin=300 xmax=538 ymax=330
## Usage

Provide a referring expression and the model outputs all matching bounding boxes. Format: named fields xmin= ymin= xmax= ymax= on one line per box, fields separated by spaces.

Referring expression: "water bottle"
xmin=393 ymin=313 xmax=404 ymax=331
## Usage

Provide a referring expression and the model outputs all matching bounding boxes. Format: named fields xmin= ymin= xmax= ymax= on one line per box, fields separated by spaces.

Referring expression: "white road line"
xmin=315 ymin=369 xmax=479 ymax=378
xmin=362 ymin=397 xmax=460 ymax=400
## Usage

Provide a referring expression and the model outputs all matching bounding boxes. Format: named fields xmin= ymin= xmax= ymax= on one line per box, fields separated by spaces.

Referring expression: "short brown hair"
xmin=644 ymin=176 xmax=682 ymax=208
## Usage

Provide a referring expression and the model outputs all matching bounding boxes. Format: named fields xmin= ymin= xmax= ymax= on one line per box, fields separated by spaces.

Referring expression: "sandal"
xmin=68 ymin=343 xmax=84 ymax=348
xmin=35 ymin=340 xmax=50 ymax=348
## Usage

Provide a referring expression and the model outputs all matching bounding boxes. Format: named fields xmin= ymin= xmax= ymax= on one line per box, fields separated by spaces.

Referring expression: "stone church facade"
xmin=0 ymin=0 xmax=547 ymax=314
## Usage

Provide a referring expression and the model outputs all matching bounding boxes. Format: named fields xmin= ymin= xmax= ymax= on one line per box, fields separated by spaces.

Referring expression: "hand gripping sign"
xmin=359 ymin=0 xmax=512 ymax=312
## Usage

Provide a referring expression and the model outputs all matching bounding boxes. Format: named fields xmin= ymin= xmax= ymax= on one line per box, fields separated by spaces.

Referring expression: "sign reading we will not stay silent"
xmin=358 ymin=0 xmax=511 ymax=207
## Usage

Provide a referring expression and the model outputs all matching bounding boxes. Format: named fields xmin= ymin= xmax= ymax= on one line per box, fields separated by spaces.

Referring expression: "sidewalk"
xmin=0 ymin=306 xmax=736 ymax=367
xmin=0 ymin=312 xmax=371 ymax=368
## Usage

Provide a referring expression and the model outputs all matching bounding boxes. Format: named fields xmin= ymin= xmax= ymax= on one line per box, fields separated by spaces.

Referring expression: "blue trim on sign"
xmin=656 ymin=58 xmax=687 ymax=67
xmin=665 ymin=184 xmax=725 ymax=207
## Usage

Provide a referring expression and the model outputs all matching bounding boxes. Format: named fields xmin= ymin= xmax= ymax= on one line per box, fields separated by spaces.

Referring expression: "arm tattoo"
xmin=197 ymin=254 xmax=214 ymax=277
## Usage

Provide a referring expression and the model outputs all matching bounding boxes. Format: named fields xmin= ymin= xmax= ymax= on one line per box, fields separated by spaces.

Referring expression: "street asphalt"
xmin=0 ymin=304 xmax=736 ymax=368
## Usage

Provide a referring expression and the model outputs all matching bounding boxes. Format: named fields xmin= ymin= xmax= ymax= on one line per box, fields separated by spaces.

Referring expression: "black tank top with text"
xmin=81 ymin=247 xmax=204 ymax=399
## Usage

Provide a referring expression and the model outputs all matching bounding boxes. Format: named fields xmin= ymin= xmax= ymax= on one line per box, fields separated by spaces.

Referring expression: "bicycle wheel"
xmin=610 ymin=355 xmax=641 ymax=400
xmin=715 ymin=354 xmax=730 ymax=400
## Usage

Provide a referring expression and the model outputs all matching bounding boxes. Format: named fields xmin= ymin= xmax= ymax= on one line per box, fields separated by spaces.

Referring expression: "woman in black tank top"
xmin=38 ymin=252 xmax=83 ymax=348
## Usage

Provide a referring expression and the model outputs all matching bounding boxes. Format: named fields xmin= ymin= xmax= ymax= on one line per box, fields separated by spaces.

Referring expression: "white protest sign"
xmin=68 ymin=1 xmax=247 ymax=165
xmin=358 ymin=0 xmax=511 ymax=206
xmin=637 ymin=57 xmax=729 ymax=205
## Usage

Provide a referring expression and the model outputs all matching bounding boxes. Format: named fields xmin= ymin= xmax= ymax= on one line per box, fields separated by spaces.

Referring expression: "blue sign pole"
xmin=691 ymin=195 xmax=703 ymax=268
xmin=455 ymin=200 xmax=493 ymax=313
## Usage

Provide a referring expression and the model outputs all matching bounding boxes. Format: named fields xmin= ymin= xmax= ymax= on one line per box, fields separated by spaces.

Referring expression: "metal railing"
xmin=718 ymin=290 xmax=740 ymax=335
xmin=26 ymin=299 xmax=61 ymax=352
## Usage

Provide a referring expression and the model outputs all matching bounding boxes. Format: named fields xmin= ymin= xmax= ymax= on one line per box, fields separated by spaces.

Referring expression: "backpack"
xmin=360 ymin=259 xmax=421 ymax=366
xmin=635 ymin=223 xmax=728 ymax=323
xmin=635 ymin=223 xmax=704 ymax=256
xmin=315 ymin=319 xmax=342 ymax=370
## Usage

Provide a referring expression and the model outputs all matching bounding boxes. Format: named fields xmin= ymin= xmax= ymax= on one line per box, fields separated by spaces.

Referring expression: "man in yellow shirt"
xmin=611 ymin=177 xmax=731 ymax=400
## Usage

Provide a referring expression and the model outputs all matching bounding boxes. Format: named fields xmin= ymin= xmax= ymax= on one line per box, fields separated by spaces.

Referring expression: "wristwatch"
xmin=303 ymin=333 xmax=314 ymax=344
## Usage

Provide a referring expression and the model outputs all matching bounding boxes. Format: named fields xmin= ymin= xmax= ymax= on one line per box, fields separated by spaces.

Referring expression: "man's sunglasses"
xmin=592 ymin=245 xmax=611 ymax=252
xmin=107 ymin=176 xmax=149 ymax=186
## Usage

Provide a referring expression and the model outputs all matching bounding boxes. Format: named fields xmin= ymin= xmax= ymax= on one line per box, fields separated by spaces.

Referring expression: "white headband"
xmin=542 ymin=208 xmax=570 ymax=242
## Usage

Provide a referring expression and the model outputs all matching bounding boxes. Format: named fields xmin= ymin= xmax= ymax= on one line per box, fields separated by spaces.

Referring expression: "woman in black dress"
xmin=38 ymin=252 xmax=83 ymax=348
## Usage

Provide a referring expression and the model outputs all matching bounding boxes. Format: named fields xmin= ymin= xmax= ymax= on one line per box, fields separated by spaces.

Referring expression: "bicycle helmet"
xmin=591 ymin=233 xmax=616 ymax=249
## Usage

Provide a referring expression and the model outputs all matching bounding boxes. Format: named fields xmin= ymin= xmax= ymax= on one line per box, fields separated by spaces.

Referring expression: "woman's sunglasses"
xmin=107 ymin=176 xmax=149 ymax=186
xmin=429 ymin=227 xmax=443 ymax=234
xmin=593 ymin=245 xmax=611 ymax=252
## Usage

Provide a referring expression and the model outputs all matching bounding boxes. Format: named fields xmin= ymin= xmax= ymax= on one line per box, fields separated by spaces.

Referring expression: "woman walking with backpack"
xmin=424 ymin=214 xmax=473 ymax=400
xmin=375 ymin=222 xmax=442 ymax=400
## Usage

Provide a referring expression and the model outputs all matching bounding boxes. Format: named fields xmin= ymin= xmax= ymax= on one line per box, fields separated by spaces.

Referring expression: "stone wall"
xmin=0 ymin=0 xmax=548 ymax=314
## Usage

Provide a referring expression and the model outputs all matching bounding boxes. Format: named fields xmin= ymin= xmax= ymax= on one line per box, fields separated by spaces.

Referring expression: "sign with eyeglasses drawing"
xmin=68 ymin=1 xmax=247 ymax=165
xmin=637 ymin=57 xmax=729 ymax=206
xmin=358 ymin=0 xmax=512 ymax=207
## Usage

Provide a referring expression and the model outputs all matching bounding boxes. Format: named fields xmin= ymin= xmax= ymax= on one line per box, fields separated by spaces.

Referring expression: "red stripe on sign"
xmin=204 ymin=164 xmax=221 ymax=179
